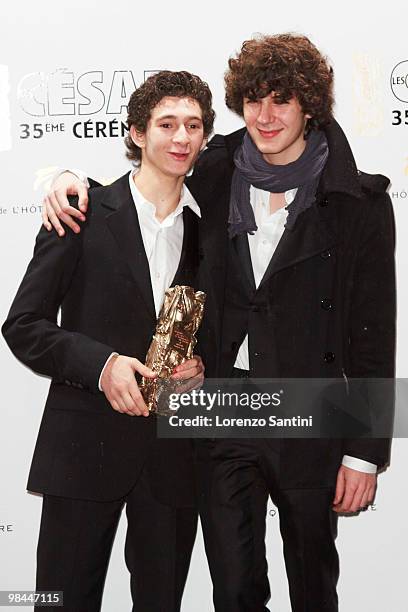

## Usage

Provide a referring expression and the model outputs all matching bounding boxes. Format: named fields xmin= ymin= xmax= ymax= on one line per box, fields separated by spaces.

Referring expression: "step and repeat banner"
xmin=0 ymin=2 xmax=407 ymax=611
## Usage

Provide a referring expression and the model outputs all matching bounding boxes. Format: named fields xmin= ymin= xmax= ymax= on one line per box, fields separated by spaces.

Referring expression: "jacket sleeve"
xmin=343 ymin=191 xmax=396 ymax=468
xmin=2 ymin=218 xmax=115 ymax=394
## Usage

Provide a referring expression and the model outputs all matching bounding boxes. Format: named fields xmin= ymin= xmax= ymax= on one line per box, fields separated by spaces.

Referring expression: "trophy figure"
xmin=140 ymin=285 xmax=206 ymax=415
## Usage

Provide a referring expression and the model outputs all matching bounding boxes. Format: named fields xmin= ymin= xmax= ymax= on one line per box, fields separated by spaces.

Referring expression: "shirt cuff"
xmin=98 ymin=352 xmax=119 ymax=391
xmin=342 ymin=455 xmax=377 ymax=473
xmin=52 ymin=168 xmax=90 ymax=188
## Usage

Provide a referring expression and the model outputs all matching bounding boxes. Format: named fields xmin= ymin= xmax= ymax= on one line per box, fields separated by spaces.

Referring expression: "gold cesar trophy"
xmin=140 ymin=285 xmax=206 ymax=416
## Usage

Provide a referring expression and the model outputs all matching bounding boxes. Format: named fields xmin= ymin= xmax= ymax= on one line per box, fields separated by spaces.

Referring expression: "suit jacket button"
xmin=251 ymin=305 xmax=260 ymax=312
xmin=321 ymin=298 xmax=333 ymax=311
xmin=323 ymin=351 xmax=335 ymax=363
xmin=231 ymin=341 xmax=238 ymax=351
xmin=318 ymin=197 xmax=329 ymax=207
xmin=321 ymin=250 xmax=331 ymax=259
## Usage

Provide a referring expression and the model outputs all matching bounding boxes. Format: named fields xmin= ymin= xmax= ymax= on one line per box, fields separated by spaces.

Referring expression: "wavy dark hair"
xmin=225 ymin=33 xmax=334 ymax=131
xmin=125 ymin=70 xmax=215 ymax=163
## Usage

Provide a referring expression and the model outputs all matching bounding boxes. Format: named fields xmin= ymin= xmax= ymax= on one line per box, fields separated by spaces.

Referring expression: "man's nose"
xmin=257 ymin=98 xmax=276 ymax=124
xmin=173 ymin=125 xmax=189 ymax=145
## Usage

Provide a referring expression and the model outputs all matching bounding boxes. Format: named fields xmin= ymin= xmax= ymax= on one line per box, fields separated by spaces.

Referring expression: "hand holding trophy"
xmin=140 ymin=285 xmax=206 ymax=416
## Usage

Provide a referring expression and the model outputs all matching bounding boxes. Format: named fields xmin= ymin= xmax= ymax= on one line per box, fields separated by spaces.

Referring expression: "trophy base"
xmin=147 ymin=377 xmax=183 ymax=417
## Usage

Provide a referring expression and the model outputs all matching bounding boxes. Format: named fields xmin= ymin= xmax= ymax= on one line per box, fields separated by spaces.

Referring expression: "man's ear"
xmin=130 ymin=125 xmax=146 ymax=149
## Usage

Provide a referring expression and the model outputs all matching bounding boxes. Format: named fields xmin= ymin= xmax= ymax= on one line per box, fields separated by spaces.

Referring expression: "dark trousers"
xmin=195 ymin=370 xmax=339 ymax=612
xmin=35 ymin=466 xmax=197 ymax=612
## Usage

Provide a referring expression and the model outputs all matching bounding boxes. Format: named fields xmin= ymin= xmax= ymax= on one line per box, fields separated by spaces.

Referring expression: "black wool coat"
xmin=188 ymin=120 xmax=396 ymax=484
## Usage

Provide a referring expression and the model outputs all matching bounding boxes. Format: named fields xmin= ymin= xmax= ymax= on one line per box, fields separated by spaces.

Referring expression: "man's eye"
xmin=188 ymin=123 xmax=200 ymax=129
xmin=160 ymin=123 xmax=172 ymax=128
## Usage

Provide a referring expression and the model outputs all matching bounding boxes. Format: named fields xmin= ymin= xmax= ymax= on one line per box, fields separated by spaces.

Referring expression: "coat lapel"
xmin=172 ymin=206 xmax=199 ymax=288
xmin=231 ymin=232 xmax=256 ymax=292
xmin=102 ymin=174 xmax=156 ymax=319
xmin=258 ymin=203 xmax=337 ymax=289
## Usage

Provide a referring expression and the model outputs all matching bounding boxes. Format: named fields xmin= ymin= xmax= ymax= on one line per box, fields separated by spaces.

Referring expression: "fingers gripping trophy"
xmin=140 ymin=285 xmax=206 ymax=415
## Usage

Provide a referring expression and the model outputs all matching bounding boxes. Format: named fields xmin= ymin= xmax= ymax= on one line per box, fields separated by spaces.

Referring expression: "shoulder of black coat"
xmin=194 ymin=133 xmax=230 ymax=176
xmin=357 ymin=170 xmax=390 ymax=197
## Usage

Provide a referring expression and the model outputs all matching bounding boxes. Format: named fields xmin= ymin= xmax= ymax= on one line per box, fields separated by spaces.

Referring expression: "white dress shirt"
xmin=233 ymin=185 xmax=376 ymax=474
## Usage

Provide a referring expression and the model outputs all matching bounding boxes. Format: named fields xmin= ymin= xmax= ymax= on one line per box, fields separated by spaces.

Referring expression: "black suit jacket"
xmin=188 ymin=120 xmax=395 ymax=483
xmin=2 ymin=173 xmax=199 ymax=506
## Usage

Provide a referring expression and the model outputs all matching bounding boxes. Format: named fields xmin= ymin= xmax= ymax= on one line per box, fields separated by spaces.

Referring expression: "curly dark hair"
xmin=125 ymin=70 xmax=215 ymax=163
xmin=225 ymin=33 xmax=334 ymax=131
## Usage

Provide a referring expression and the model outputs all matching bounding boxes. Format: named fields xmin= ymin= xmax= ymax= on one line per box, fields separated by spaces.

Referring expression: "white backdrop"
xmin=0 ymin=2 xmax=407 ymax=610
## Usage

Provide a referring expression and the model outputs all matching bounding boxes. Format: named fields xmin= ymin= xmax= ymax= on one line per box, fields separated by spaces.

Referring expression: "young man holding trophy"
xmin=2 ymin=71 xmax=213 ymax=612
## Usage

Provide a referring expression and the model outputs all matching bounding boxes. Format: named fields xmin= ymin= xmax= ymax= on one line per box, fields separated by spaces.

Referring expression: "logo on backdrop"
xmin=16 ymin=68 xmax=163 ymax=142
xmin=390 ymin=60 xmax=408 ymax=126
xmin=352 ymin=53 xmax=384 ymax=136
xmin=0 ymin=523 xmax=14 ymax=533
xmin=391 ymin=60 xmax=408 ymax=103
xmin=391 ymin=188 xmax=408 ymax=201
xmin=0 ymin=68 xmax=164 ymax=221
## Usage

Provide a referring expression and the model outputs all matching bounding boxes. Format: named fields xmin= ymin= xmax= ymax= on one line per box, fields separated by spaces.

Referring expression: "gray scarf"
xmin=228 ymin=129 xmax=329 ymax=238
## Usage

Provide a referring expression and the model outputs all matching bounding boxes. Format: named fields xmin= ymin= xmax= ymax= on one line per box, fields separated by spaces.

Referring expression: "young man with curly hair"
xmin=41 ymin=34 xmax=395 ymax=612
xmin=3 ymin=70 xmax=214 ymax=612
xmin=191 ymin=34 xmax=394 ymax=612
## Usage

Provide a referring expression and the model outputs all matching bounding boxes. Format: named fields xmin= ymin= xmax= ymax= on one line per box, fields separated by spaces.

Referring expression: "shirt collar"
xmin=251 ymin=185 xmax=298 ymax=212
xmin=128 ymin=169 xmax=201 ymax=222
xmin=284 ymin=188 xmax=297 ymax=206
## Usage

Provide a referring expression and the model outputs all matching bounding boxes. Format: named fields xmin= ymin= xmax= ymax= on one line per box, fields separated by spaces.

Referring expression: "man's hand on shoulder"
xmin=333 ymin=465 xmax=377 ymax=514
xmin=100 ymin=354 xmax=156 ymax=417
xmin=42 ymin=171 xmax=89 ymax=236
